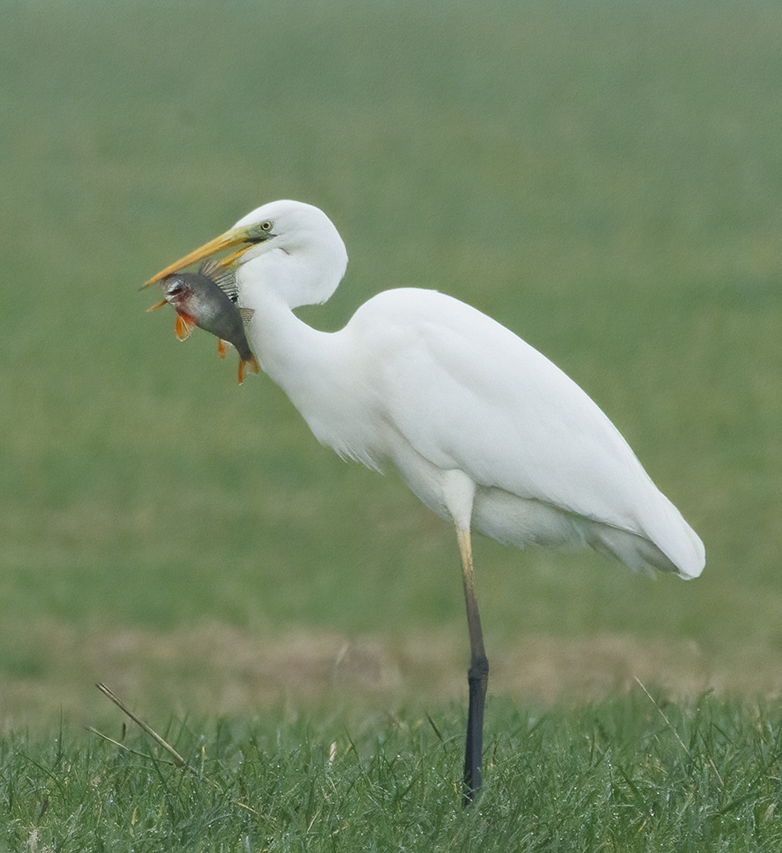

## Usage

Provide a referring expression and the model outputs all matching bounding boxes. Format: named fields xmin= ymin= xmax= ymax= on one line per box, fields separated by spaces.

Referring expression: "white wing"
xmin=349 ymin=288 xmax=704 ymax=577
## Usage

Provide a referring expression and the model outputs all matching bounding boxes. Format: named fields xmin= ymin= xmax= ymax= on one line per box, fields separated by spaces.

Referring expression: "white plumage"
xmin=147 ymin=198 xmax=704 ymax=801
xmin=230 ymin=201 xmax=703 ymax=579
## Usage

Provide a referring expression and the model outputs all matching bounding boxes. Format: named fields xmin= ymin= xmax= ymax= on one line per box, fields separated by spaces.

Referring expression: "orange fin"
xmin=146 ymin=299 xmax=168 ymax=313
xmin=217 ymin=339 xmax=228 ymax=359
xmin=175 ymin=313 xmax=197 ymax=341
xmin=237 ymin=354 xmax=260 ymax=385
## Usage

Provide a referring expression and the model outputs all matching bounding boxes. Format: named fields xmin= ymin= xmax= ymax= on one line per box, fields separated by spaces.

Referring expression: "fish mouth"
xmin=143 ymin=223 xmax=271 ymax=288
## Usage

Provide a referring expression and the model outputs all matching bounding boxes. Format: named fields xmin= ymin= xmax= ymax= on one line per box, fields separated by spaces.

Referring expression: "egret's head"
xmin=144 ymin=200 xmax=348 ymax=305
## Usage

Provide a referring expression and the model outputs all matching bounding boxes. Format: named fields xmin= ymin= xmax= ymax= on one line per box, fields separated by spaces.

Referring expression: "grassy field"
xmin=1 ymin=0 xmax=782 ymax=846
xmin=5 ymin=693 xmax=782 ymax=851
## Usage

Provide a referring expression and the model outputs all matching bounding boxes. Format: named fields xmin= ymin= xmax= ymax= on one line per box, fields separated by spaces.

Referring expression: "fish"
xmin=147 ymin=259 xmax=260 ymax=384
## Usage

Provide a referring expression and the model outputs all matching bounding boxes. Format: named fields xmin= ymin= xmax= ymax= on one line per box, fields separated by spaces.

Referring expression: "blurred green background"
xmin=1 ymin=0 xmax=780 ymax=726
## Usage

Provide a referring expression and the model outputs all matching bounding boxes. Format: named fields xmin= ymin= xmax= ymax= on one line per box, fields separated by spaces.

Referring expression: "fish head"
xmin=160 ymin=274 xmax=194 ymax=310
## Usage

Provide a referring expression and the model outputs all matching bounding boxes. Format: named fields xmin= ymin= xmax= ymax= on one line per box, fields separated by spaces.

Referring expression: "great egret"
xmin=146 ymin=199 xmax=705 ymax=803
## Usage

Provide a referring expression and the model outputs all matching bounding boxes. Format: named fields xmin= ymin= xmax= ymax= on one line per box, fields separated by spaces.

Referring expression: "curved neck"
xmin=235 ymin=246 xmax=374 ymax=461
xmin=243 ymin=286 xmax=332 ymax=403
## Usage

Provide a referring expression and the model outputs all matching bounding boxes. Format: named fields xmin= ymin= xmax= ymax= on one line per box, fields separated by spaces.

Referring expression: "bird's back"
xmin=345 ymin=288 xmax=704 ymax=579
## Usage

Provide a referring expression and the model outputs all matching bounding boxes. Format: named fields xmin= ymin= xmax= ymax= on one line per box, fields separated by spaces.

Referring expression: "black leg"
xmin=463 ymin=651 xmax=489 ymax=803
xmin=456 ymin=528 xmax=489 ymax=805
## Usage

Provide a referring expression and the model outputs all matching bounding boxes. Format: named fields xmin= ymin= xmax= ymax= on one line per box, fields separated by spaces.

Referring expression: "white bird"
xmin=146 ymin=199 xmax=705 ymax=802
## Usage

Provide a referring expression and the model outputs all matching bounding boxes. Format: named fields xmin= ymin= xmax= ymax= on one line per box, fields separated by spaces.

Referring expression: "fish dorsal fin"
xmin=239 ymin=308 xmax=255 ymax=324
xmin=200 ymin=259 xmax=239 ymax=302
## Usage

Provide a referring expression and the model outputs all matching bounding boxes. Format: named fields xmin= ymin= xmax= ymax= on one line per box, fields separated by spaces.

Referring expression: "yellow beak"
xmin=143 ymin=225 xmax=260 ymax=288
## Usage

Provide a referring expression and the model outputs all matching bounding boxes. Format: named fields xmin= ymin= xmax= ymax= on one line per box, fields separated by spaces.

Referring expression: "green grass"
xmin=1 ymin=0 xmax=782 ymax=845
xmin=5 ymin=694 xmax=782 ymax=851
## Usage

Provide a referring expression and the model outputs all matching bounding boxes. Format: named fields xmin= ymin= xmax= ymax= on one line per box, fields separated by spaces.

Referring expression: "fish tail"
xmin=237 ymin=354 xmax=260 ymax=384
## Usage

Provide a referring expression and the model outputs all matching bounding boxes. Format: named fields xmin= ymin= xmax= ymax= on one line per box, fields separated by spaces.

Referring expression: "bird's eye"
xmin=247 ymin=220 xmax=275 ymax=243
